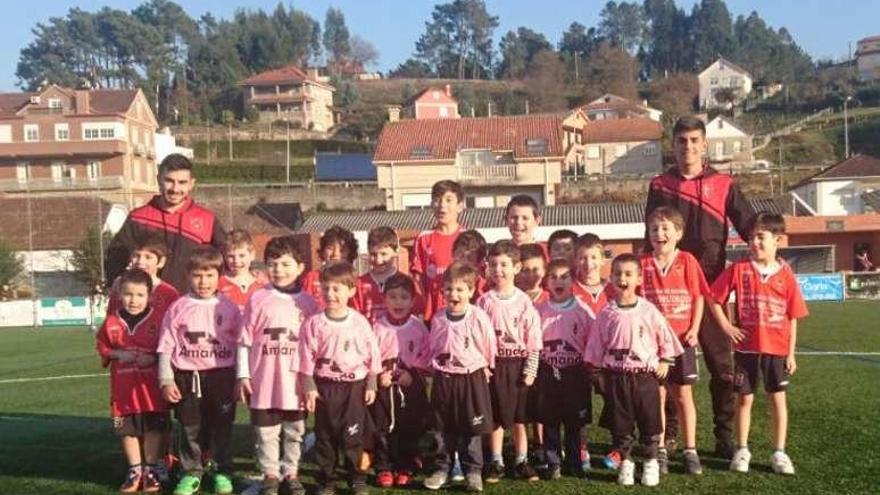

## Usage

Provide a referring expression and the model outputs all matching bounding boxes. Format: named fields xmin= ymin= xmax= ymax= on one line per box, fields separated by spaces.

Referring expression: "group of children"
xmin=97 ymin=179 xmax=808 ymax=494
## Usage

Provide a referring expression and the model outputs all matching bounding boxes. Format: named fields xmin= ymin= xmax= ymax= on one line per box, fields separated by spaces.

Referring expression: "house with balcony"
xmin=239 ymin=65 xmax=335 ymax=131
xmin=373 ymin=114 xmax=563 ymax=210
xmin=698 ymin=57 xmax=753 ymax=109
xmin=0 ymin=85 xmax=158 ymax=202
xmin=705 ymin=116 xmax=753 ymax=170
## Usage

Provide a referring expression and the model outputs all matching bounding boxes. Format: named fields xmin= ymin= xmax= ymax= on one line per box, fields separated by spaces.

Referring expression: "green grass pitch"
xmin=1 ymin=301 xmax=878 ymax=494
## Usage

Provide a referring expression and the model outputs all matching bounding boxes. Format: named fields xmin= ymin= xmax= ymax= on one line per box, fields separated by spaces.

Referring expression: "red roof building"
xmin=239 ymin=65 xmax=335 ymax=131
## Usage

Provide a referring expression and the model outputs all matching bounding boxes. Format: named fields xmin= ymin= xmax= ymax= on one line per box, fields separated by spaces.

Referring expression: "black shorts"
xmin=112 ymin=411 xmax=170 ymax=437
xmin=431 ymin=369 xmax=493 ymax=436
xmin=665 ymin=346 xmax=699 ymax=386
xmin=535 ymin=363 xmax=591 ymax=426
xmin=600 ymin=371 xmax=661 ymax=440
xmin=734 ymin=352 xmax=789 ymax=394
xmin=173 ymin=367 xmax=237 ymax=427
xmin=489 ymin=358 xmax=532 ymax=429
xmin=250 ymin=408 xmax=307 ymax=427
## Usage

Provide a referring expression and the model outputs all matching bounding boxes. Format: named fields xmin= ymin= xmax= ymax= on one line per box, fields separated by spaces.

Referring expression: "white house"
xmin=154 ymin=127 xmax=193 ymax=164
xmin=698 ymin=58 xmax=753 ymax=109
xmin=705 ymin=116 xmax=753 ymax=169
xmin=789 ymin=154 xmax=880 ymax=215
xmin=577 ymin=94 xmax=663 ymax=122
xmin=856 ymin=35 xmax=880 ymax=82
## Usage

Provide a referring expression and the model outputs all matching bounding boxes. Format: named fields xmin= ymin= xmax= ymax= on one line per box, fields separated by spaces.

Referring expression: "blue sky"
xmin=2 ymin=0 xmax=876 ymax=91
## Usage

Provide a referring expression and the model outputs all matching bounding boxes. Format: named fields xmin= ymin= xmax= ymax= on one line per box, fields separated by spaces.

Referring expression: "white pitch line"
xmin=0 ymin=372 xmax=108 ymax=384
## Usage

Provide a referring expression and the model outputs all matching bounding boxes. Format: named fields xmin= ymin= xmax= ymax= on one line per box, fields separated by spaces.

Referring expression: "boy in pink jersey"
xmin=97 ymin=269 xmax=169 ymax=493
xmin=640 ymin=206 xmax=710 ymax=475
xmin=157 ymin=247 xmax=242 ymax=495
xmin=218 ymin=229 xmax=268 ymax=311
xmin=301 ymin=226 xmax=359 ymax=308
xmin=478 ymin=241 xmax=542 ymax=484
xmin=412 ymin=180 xmax=465 ymax=312
xmin=366 ymin=273 xmax=431 ymax=488
xmin=106 ymin=234 xmax=180 ymax=318
xmin=423 ymin=263 xmax=497 ymax=493
xmin=300 ymin=261 xmax=381 ymax=495
xmin=573 ymin=233 xmax=615 ymax=316
xmin=505 ymin=195 xmax=545 ymax=254
xmin=235 ymin=236 xmax=319 ymax=495
xmin=584 ymin=254 xmax=682 ymax=487
xmin=535 ymin=260 xmax=595 ymax=480
xmin=354 ymin=227 xmax=424 ymax=323
xmin=708 ymin=213 xmax=808 ymax=476
xmin=516 ymin=243 xmax=549 ymax=305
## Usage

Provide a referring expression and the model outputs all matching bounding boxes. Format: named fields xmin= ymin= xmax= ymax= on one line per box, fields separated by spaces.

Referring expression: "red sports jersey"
xmin=411 ymin=227 xmax=463 ymax=293
xmin=299 ymin=310 xmax=381 ymax=382
xmin=639 ymin=251 xmax=710 ymax=339
xmin=218 ymin=272 xmax=268 ymax=311
xmin=301 ymin=269 xmax=324 ymax=307
xmin=107 ymin=279 xmax=180 ymax=317
xmin=525 ymin=289 xmax=550 ymax=306
xmin=710 ymin=260 xmax=809 ymax=356
xmin=353 ymin=271 xmax=425 ymax=324
xmin=157 ymin=294 xmax=242 ymax=371
xmin=477 ymin=288 xmax=543 ymax=358
xmin=96 ymin=309 xmax=167 ymax=417
xmin=573 ymin=281 xmax=615 ymax=316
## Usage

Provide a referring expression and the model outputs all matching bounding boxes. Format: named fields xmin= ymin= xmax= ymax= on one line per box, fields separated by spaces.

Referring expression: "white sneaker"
xmin=641 ymin=459 xmax=660 ymax=486
xmin=770 ymin=451 xmax=795 ymax=475
xmin=729 ymin=447 xmax=752 ymax=473
xmin=617 ymin=458 xmax=635 ymax=486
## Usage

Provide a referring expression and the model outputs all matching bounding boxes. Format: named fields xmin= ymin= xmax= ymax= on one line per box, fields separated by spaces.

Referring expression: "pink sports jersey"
xmin=353 ymin=271 xmax=426 ymax=324
xmin=240 ymin=286 xmax=320 ymax=410
xmin=373 ymin=315 xmax=431 ymax=373
xmin=710 ymin=260 xmax=809 ymax=356
xmin=423 ymin=272 xmax=487 ymax=322
xmin=412 ymin=227 xmax=462 ymax=292
xmin=428 ymin=305 xmax=497 ymax=374
xmin=299 ymin=310 xmax=381 ymax=382
xmin=639 ymin=251 xmax=710 ymax=338
xmin=583 ymin=297 xmax=683 ymax=373
xmin=218 ymin=271 xmax=268 ymax=311
xmin=96 ymin=308 xmax=167 ymax=417
xmin=573 ymin=281 xmax=616 ymax=316
xmin=537 ymin=298 xmax=595 ymax=369
xmin=477 ymin=289 xmax=542 ymax=358
xmin=157 ymin=294 xmax=242 ymax=371
xmin=107 ymin=279 xmax=180 ymax=317
xmin=371 ymin=315 xmax=399 ymax=371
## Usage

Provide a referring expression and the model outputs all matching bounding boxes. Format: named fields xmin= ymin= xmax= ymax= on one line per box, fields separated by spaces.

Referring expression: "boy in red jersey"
xmin=236 ymin=236 xmax=319 ymax=495
xmin=535 ymin=260 xmax=595 ymax=480
xmin=640 ymin=206 xmax=710 ymax=475
xmin=516 ymin=243 xmax=549 ymax=305
xmin=301 ymin=226 xmax=359 ymax=307
xmin=412 ymin=180 xmax=465 ymax=298
xmin=107 ymin=234 xmax=180 ymax=317
xmin=354 ymin=226 xmax=424 ymax=323
xmin=572 ymin=233 xmax=614 ymax=315
xmin=157 ymin=247 xmax=243 ymax=495
xmin=423 ymin=229 xmax=487 ymax=321
xmin=584 ymin=254 xmax=682 ymax=487
xmin=300 ymin=261 xmax=381 ymax=495
xmin=423 ymin=263 xmax=497 ymax=493
xmin=218 ymin=229 xmax=267 ymax=311
xmin=478 ymin=241 xmax=542 ymax=484
xmin=708 ymin=212 xmax=808 ymax=476
xmin=97 ymin=269 xmax=169 ymax=493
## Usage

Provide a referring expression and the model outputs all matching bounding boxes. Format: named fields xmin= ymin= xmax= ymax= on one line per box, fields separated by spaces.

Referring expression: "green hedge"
xmin=193 ymin=164 xmax=313 ymax=183
xmin=192 ymin=139 xmax=370 ymax=160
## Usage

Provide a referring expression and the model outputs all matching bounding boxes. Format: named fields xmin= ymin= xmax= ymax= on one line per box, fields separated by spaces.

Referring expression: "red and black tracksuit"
xmin=645 ymin=165 xmax=755 ymax=446
xmin=105 ymin=196 xmax=226 ymax=293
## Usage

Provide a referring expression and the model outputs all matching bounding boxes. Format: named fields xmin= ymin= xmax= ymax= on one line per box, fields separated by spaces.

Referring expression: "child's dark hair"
xmin=264 ymin=235 xmax=305 ymax=264
xmin=505 ymin=194 xmax=541 ymax=219
xmin=548 ymin=229 xmax=577 ymax=248
xmin=133 ymin=233 xmax=168 ymax=260
xmin=611 ymin=253 xmax=642 ymax=273
xmin=646 ymin=206 xmax=685 ymax=232
xmin=749 ymin=212 xmax=786 ymax=237
xmin=320 ymin=261 xmax=357 ymax=288
xmin=221 ymin=228 xmax=254 ymax=253
xmin=453 ymin=230 xmax=487 ymax=264
xmin=488 ymin=239 xmax=521 ymax=263
xmin=431 ymin=180 xmax=464 ymax=203
xmin=575 ymin=233 xmax=603 ymax=251
xmin=546 ymin=258 xmax=572 ymax=274
xmin=519 ymin=243 xmax=546 ymax=263
xmin=673 ymin=116 xmax=706 ymax=138
xmin=158 ymin=153 xmax=193 ymax=176
xmin=443 ymin=262 xmax=478 ymax=290
xmin=320 ymin=225 xmax=359 ymax=263
xmin=186 ymin=246 xmax=224 ymax=273
xmin=368 ymin=226 xmax=399 ymax=250
xmin=119 ymin=268 xmax=153 ymax=294
xmin=383 ymin=273 xmax=416 ymax=297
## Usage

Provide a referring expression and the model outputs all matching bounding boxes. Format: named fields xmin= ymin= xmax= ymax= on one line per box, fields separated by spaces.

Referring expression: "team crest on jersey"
xmin=190 ymin=217 xmax=204 ymax=231
xmin=702 ymin=184 xmax=714 ymax=199
xmin=408 ymin=341 xmax=415 ymax=353
xmin=344 ymin=340 xmax=350 ymax=352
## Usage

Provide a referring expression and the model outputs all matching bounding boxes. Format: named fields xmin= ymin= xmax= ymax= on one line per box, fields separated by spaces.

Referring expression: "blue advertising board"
xmin=796 ymin=273 xmax=845 ymax=302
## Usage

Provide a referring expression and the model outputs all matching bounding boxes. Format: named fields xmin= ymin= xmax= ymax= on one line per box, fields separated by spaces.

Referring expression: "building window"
xmin=55 ymin=123 xmax=69 ymax=141
xmin=48 ymin=98 xmax=62 ymax=112
xmin=615 ymin=144 xmax=627 ymax=158
xmin=526 ymin=138 xmax=548 ymax=156
xmin=710 ymin=77 xmax=718 ymax=85
xmin=0 ymin=125 xmax=10 ymax=143
xmin=16 ymin=162 xmax=29 ymax=183
xmin=587 ymin=146 xmax=600 ymax=159
xmin=439 ymin=106 xmax=449 ymax=117
xmin=83 ymin=123 xmax=117 ymax=140
xmin=715 ymin=142 xmax=724 ymax=157
xmin=733 ymin=140 xmax=742 ymax=153
xmin=100 ymin=128 xmax=115 ymax=139
xmin=24 ymin=124 xmax=39 ymax=142
xmin=643 ymin=143 xmax=658 ymax=156
xmin=87 ymin=161 xmax=101 ymax=180
xmin=51 ymin=162 xmax=65 ymax=182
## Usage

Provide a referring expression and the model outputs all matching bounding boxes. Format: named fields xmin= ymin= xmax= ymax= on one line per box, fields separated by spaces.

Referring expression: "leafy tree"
xmin=414 ymin=0 xmax=499 ymax=79
xmin=496 ymin=27 xmax=552 ymax=79
xmin=523 ymin=50 xmax=568 ymax=112
xmin=689 ymin=0 xmax=734 ymax=70
xmin=598 ymin=1 xmax=647 ymax=54
xmin=642 ymin=0 xmax=691 ymax=75
xmin=0 ymin=238 xmax=24 ymax=298
xmin=69 ymin=227 xmax=111 ymax=295
xmin=350 ymin=35 xmax=379 ymax=68
xmin=581 ymin=42 xmax=639 ymax=99
xmin=323 ymin=7 xmax=351 ymax=64
xmin=390 ymin=58 xmax=435 ymax=78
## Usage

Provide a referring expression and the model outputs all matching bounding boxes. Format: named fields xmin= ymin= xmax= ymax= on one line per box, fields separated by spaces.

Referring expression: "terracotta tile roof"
xmin=582 ymin=118 xmax=662 ymax=144
xmin=240 ymin=65 xmax=315 ymax=86
xmin=196 ymin=198 xmax=304 ymax=236
xmin=88 ymin=89 xmax=138 ymax=114
xmin=373 ymin=114 xmax=563 ymax=162
xmin=812 ymin=154 xmax=880 ymax=180
xmin=0 ymin=93 xmax=34 ymax=115
xmin=0 ymin=197 xmax=115 ymax=250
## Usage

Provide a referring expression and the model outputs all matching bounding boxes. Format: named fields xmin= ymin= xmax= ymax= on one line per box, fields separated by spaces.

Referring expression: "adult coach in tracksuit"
xmin=105 ymin=154 xmax=226 ymax=293
xmin=644 ymin=116 xmax=755 ymax=459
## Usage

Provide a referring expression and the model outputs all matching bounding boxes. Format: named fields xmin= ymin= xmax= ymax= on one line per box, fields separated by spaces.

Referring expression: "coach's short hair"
xmin=158 ymin=153 xmax=193 ymax=176
xmin=119 ymin=268 xmax=153 ymax=294
xmin=443 ymin=262 xmax=478 ymax=290
xmin=264 ymin=235 xmax=305 ymax=264
xmin=749 ymin=211 xmax=786 ymax=237
xmin=320 ymin=261 xmax=357 ymax=288
xmin=186 ymin=246 xmax=223 ymax=273
xmin=673 ymin=116 xmax=706 ymax=138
